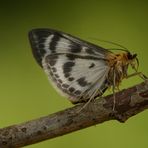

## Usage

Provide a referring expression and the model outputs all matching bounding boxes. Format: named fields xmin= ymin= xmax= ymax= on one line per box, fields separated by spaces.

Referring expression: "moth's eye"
xmin=127 ymin=52 xmax=134 ymax=59
xmin=133 ymin=54 xmax=137 ymax=58
xmin=130 ymin=53 xmax=137 ymax=60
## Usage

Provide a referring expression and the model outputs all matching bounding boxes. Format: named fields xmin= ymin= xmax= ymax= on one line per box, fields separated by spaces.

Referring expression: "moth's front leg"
xmin=125 ymin=72 xmax=147 ymax=80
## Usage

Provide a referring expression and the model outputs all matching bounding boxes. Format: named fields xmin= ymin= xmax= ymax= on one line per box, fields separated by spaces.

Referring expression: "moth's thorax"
xmin=106 ymin=52 xmax=133 ymax=87
xmin=106 ymin=52 xmax=130 ymax=67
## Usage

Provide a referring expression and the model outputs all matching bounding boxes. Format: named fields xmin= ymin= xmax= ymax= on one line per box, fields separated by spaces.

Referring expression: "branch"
xmin=0 ymin=81 xmax=148 ymax=147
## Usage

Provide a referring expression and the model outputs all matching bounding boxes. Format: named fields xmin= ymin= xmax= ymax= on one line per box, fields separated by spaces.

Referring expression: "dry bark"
xmin=0 ymin=81 xmax=148 ymax=147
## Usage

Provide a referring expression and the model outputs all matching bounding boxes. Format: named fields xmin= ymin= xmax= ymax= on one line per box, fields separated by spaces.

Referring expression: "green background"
xmin=0 ymin=0 xmax=148 ymax=147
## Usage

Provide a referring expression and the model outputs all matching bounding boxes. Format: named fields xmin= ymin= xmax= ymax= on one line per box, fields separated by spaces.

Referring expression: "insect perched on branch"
xmin=29 ymin=28 xmax=146 ymax=110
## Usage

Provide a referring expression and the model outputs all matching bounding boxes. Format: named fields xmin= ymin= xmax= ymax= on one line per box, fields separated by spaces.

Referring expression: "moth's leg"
xmin=77 ymin=89 xmax=100 ymax=113
xmin=125 ymin=72 xmax=147 ymax=80
xmin=112 ymin=69 xmax=116 ymax=111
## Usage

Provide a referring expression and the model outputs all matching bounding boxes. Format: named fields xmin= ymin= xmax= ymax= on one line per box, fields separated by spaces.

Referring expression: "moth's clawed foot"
xmin=142 ymin=73 xmax=148 ymax=80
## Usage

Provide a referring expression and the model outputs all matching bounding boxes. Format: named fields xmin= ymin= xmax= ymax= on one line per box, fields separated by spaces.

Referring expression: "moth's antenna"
xmin=135 ymin=57 xmax=139 ymax=71
xmin=107 ymin=48 xmax=129 ymax=52
xmin=89 ymin=37 xmax=129 ymax=51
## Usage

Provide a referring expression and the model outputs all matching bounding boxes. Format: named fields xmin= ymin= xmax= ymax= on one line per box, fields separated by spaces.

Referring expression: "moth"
xmin=29 ymin=28 xmax=145 ymax=107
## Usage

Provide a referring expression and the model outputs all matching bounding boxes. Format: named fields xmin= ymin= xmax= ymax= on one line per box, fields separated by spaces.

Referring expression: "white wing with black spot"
xmin=29 ymin=29 xmax=111 ymax=104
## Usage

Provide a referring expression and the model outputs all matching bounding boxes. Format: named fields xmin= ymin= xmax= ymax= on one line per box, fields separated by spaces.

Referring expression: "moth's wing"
xmin=29 ymin=29 xmax=110 ymax=103
xmin=28 ymin=28 xmax=111 ymax=67
xmin=42 ymin=54 xmax=109 ymax=103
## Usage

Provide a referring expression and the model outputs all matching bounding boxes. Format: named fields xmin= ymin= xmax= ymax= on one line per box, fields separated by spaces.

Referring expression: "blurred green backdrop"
xmin=0 ymin=0 xmax=148 ymax=147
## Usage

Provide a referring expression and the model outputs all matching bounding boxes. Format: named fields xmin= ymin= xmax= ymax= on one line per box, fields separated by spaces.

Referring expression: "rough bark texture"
xmin=0 ymin=81 xmax=148 ymax=147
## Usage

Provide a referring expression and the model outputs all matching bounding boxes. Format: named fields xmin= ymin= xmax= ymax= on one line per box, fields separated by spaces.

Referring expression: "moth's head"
xmin=126 ymin=52 xmax=139 ymax=71
xmin=127 ymin=52 xmax=137 ymax=60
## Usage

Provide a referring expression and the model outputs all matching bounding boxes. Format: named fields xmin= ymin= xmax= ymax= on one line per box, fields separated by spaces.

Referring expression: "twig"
xmin=0 ymin=81 xmax=148 ymax=147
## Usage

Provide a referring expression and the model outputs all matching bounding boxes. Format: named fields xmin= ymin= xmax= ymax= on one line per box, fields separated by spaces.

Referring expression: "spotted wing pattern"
xmin=29 ymin=29 xmax=111 ymax=104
